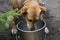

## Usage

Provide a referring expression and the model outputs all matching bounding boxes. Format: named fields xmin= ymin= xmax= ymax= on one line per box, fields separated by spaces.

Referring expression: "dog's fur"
xmin=10 ymin=0 xmax=25 ymax=10
xmin=10 ymin=0 xmax=46 ymax=31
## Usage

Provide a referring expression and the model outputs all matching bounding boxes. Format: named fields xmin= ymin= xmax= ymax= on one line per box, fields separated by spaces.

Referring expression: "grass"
xmin=0 ymin=10 xmax=21 ymax=32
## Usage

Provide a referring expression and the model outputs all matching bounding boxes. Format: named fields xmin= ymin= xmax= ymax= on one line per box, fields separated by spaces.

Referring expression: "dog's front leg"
xmin=11 ymin=25 xmax=17 ymax=34
xmin=34 ymin=22 xmax=37 ymax=29
xmin=11 ymin=21 xmax=17 ymax=34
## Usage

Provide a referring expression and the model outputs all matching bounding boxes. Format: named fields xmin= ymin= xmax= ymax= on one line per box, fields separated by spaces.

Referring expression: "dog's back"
xmin=10 ymin=0 xmax=25 ymax=10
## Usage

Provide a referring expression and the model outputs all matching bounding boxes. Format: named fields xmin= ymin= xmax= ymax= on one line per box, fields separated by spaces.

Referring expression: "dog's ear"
xmin=39 ymin=6 xmax=46 ymax=12
xmin=39 ymin=6 xmax=46 ymax=15
xmin=21 ymin=6 xmax=28 ymax=14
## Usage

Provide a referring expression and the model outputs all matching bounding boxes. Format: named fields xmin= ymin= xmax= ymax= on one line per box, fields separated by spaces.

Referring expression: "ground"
xmin=0 ymin=0 xmax=60 ymax=40
xmin=45 ymin=0 xmax=60 ymax=40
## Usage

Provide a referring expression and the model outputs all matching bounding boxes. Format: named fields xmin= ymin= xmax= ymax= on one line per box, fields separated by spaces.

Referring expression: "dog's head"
xmin=21 ymin=6 xmax=46 ymax=21
xmin=21 ymin=1 xmax=46 ymax=30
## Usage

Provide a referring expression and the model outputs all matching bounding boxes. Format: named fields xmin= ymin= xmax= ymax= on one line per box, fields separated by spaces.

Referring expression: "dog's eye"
xmin=23 ymin=12 xmax=27 ymax=14
xmin=28 ymin=20 xmax=33 ymax=22
xmin=27 ymin=18 xmax=33 ymax=22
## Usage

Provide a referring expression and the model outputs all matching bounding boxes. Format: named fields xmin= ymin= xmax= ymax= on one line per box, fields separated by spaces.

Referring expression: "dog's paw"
xmin=11 ymin=28 xmax=17 ymax=34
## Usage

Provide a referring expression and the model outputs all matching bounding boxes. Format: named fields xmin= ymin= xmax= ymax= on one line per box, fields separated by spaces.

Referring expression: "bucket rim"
xmin=16 ymin=20 xmax=46 ymax=32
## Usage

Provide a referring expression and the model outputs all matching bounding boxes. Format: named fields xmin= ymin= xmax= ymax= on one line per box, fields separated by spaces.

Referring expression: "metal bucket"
xmin=16 ymin=19 xmax=46 ymax=40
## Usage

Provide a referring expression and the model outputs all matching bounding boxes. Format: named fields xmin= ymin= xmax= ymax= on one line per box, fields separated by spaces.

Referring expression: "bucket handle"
xmin=44 ymin=27 xmax=49 ymax=34
xmin=44 ymin=27 xmax=49 ymax=40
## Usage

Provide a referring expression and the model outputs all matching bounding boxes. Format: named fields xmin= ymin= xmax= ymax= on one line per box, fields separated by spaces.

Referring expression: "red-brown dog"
xmin=21 ymin=0 xmax=46 ymax=30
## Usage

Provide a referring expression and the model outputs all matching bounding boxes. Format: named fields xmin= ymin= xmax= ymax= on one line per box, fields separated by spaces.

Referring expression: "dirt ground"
xmin=0 ymin=0 xmax=60 ymax=40
xmin=45 ymin=0 xmax=60 ymax=40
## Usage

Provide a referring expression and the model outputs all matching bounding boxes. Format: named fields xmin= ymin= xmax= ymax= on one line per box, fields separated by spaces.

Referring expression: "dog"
xmin=21 ymin=0 xmax=46 ymax=30
xmin=10 ymin=0 xmax=46 ymax=31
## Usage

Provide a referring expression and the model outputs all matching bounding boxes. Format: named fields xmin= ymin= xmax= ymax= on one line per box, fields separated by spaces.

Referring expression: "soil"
xmin=0 ymin=0 xmax=60 ymax=40
xmin=0 ymin=30 xmax=17 ymax=40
